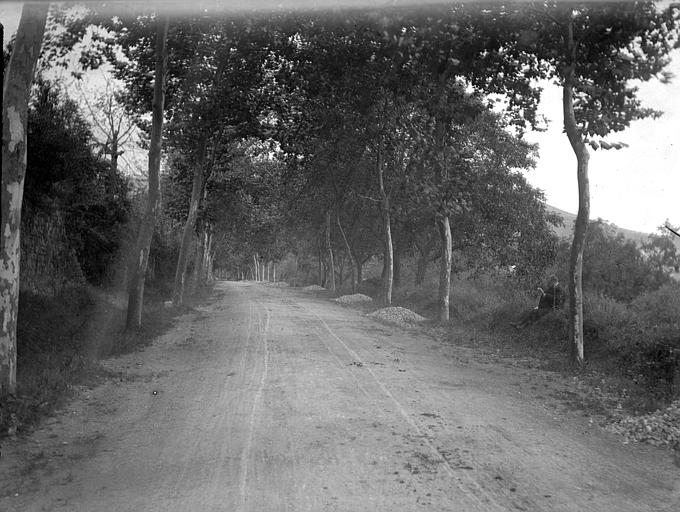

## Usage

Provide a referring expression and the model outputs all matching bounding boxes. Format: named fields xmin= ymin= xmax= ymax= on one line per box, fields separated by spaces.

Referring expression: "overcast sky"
xmin=3 ymin=1 xmax=679 ymax=234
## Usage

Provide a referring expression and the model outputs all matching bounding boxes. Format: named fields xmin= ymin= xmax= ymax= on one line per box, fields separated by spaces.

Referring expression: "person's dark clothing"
xmin=512 ymin=281 xmax=565 ymax=329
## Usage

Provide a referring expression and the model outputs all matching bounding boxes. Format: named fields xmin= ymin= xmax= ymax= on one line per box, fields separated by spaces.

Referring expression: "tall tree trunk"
xmin=318 ymin=242 xmax=325 ymax=287
xmin=187 ymin=233 xmax=201 ymax=297
xmin=172 ymin=138 xmax=207 ymax=306
xmin=203 ymin=228 xmax=212 ymax=284
xmin=126 ymin=15 xmax=169 ymax=330
xmin=1 ymin=3 xmax=49 ymax=394
xmin=437 ymin=216 xmax=452 ymax=322
xmin=433 ymin=71 xmax=454 ymax=323
xmin=336 ymin=212 xmax=358 ymax=293
xmin=563 ymin=23 xmax=589 ymax=366
xmin=393 ymin=243 xmax=402 ymax=289
xmin=377 ymin=146 xmax=393 ymax=305
xmin=355 ymin=256 xmax=363 ymax=285
xmin=325 ymin=210 xmax=336 ymax=292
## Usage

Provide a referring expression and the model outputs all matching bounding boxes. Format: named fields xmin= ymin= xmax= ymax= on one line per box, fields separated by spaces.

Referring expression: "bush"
xmin=631 ymin=282 xmax=680 ymax=341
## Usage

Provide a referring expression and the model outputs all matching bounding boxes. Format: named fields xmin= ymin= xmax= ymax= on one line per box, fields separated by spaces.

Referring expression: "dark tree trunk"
xmin=336 ymin=212 xmax=358 ymax=293
xmin=325 ymin=210 xmax=336 ymax=292
xmin=1 ymin=3 xmax=49 ymax=394
xmin=172 ymin=138 xmax=207 ymax=306
xmin=355 ymin=256 xmax=363 ymax=285
xmin=126 ymin=15 xmax=169 ymax=329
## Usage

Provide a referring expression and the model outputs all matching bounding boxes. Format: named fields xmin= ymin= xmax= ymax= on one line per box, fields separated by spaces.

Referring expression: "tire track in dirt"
xmin=295 ymin=300 xmax=506 ymax=511
xmin=239 ymin=300 xmax=270 ymax=510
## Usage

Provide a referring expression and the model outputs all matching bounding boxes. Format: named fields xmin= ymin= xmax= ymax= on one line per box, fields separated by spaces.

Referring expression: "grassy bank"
xmin=0 ymin=284 xmax=211 ymax=439
xmin=384 ymin=273 xmax=680 ymax=418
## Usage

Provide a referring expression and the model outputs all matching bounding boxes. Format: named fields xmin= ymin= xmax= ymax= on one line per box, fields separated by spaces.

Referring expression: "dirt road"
xmin=2 ymin=281 xmax=678 ymax=511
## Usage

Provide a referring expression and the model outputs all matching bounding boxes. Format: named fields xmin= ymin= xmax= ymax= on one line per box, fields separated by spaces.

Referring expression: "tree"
xmin=24 ymin=78 xmax=131 ymax=284
xmin=1 ymin=3 xmax=49 ymax=395
xmin=496 ymin=2 xmax=679 ymax=364
xmin=126 ymin=14 xmax=169 ymax=329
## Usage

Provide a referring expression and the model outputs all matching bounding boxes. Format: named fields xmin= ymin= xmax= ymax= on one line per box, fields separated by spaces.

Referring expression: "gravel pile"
xmin=606 ymin=400 xmax=680 ymax=448
xmin=334 ymin=294 xmax=373 ymax=304
xmin=367 ymin=306 xmax=427 ymax=326
xmin=266 ymin=281 xmax=289 ymax=287
xmin=301 ymin=284 xmax=325 ymax=291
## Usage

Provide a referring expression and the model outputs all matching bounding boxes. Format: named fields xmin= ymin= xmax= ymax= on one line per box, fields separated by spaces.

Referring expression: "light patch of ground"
xmin=301 ymin=284 xmax=325 ymax=291
xmin=368 ymin=306 xmax=427 ymax=326
xmin=334 ymin=293 xmax=373 ymax=304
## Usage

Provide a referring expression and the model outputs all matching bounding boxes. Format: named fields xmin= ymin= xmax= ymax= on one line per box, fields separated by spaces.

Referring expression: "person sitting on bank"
xmin=511 ymin=274 xmax=565 ymax=329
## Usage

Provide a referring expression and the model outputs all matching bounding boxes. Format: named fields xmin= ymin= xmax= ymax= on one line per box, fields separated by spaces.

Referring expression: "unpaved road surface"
xmin=2 ymin=281 xmax=679 ymax=511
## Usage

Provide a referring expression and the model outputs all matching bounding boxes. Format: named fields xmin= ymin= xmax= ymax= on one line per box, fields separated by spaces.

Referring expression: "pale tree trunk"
xmin=434 ymin=72 xmax=454 ymax=323
xmin=203 ymin=228 xmax=212 ymax=284
xmin=563 ymin=23 xmax=589 ymax=366
xmin=336 ymin=212 xmax=358 ymax=293
xmin=126 ymin=17 xmax=169 ymax=328
xmin=377 ymin=147 xmax=393 ymax=305
xmin=273 ymin=263 xmax=276 ymax=283
xmin=325 ymin=210 xmax=336 ymax=293
xmin=437 ymin=216 xmax=452 ymax=322
xmin=172 ymin=138 xmax=207 ymax=306
xmin=393 ymin=242 xmax=402 ymax=289
xmin=1 ymin=3 xmax=49 ymax=395
xmin=253 ymin=254 xmax=259 ymax=282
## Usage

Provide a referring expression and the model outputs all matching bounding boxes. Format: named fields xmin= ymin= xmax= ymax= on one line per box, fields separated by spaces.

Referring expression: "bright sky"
xmin=3 ymin=1 xmax=679 ymax=234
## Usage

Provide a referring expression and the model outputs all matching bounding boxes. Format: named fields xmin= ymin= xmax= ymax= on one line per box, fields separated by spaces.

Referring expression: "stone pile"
xmin=334 ymin=294 xmax=373 ymax=304
xmin=367 ymin=306 xmax=427 ymax=326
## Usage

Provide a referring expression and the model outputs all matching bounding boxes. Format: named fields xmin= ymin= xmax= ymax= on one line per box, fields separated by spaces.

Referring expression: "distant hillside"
xmin=545 ymin=204 xmax=679 ymax=249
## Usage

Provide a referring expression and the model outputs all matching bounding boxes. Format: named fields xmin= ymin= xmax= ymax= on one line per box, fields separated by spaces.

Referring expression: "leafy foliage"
xmin=24 ymin=78 xmax=131 ymax=284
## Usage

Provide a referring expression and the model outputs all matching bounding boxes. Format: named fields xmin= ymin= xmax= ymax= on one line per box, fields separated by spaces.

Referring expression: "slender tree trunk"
xmin=414 ymin=243 xmax=428 ymax=286
xmin=1 ymin=3 xmax=49 ymax=394
xmin=336 ymin=212 xmax=358 ymax=293
xmin=355 ymin=256 xmax=363 ymax=285
xmin=563 ymin=24 xmax=589 ymax=366
xmin=433 ymin=71 xmax=454 ymax=323
xmin=377 ymin=146 xmax=393 ymax=305
xmin=318 ymin=243 xmax=324 ymax=287
xmin=204 ymin=228 xmax=213 ymax=284
xmin=126 ymin=15 xmax=169 ymax=329
xmin=393 ymin=243 xmax=402 ymax=289
xmin=187 ymin=233 xmax=201 ymax=296
xmin=273 ymin=263 xmax=276 ymax=283
xmin=172 ymin=138 xmax=207 ymax=306
xmin=437 ymin=216 xmax=452 ymax=322
xmin=325 ymin=210 xmax=336 ymax=292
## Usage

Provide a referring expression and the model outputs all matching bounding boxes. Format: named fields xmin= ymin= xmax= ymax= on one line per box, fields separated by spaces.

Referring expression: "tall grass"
xmin=0 ymin=284 xmax=179 ymax=438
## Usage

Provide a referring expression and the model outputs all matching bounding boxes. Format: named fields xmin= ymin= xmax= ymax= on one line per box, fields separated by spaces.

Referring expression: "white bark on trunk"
xmin=1 ymin=3 xmax=49 ymax=394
